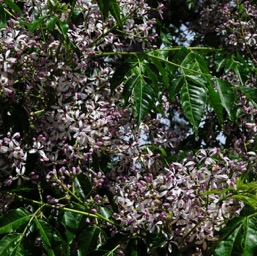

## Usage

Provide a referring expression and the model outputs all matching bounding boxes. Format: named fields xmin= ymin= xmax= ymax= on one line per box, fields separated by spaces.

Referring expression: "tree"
xmin=0 ymin=0 xmax=257 ymax=255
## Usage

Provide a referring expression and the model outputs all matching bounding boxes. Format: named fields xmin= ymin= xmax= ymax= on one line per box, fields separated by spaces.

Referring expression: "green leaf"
xmin=133 ymin=73 xmax=155 ymax=124
xmin=186 ymin=75 xmax=207 ymax=86
xmin=0 ymin=4 xmax=7 ymax=28
xmin=0 ymin=233 xmax=22 ymax=256
xmin=214 ymin=226 xmax=242 ymax=256
xmin=58 ymin=19 xmax=69 ymax=36
xmin=0 ymin=208 xmax=30 ymax=234
xmin=110 ymin=62 xmax=133 ymax=92
xmin=125 ymin=238 xmax=147 ymax=256
xmin=143 ymin=63 xmax=160 ymax=91
xmin=46 ymin=16 xmax=58 ymax=31
xmin=180 ymin=52 xmax=198 ymax=71
xmin=193 ymin=52 xmax=210 ymax=74
xmin=78 ymin=226 xmax=101 ymax=256
xmin=109 ymin=0 xmax=123 ymax=29
xmin=24 ymin=16 xmax=47 ymax=32
xmin=215 ymin=79 xmax=235 ymax=120
xmin=214 ymin=52 xmax=226 ymax=72
xmin=233 ymin=195 xmax=257 ymax=209
xmin=168 ymin=77 xmax=183 ymax=100
xmin=224 ymin=57 xmax=243 ymax=78
xmin=214 ymin=216 xmax=257 ymax=256
xmin=74 ymin=176 xmax=86 ymax=200
xmin=240 ymin=86 xmax=257 ymax=107
xmin=95 ymin=0 xmax=110 ymax=20
xmin=3 ymin=0 xmax=22 ymax=15
xmin=207 ymin=84 xmax=224 ymax=124
xmin=122 ymin=74 xmax=137 ymax=106
xmin=180 ymin=80 xmax=207 ymax=134
xmin=61 ymin=211 xmax=82 ymax=244
xmin=147 ymin=56 xmax=170 ymax=88
xmin=243 ymin=217 xmax=257 ymax=255
xmin=99 ymin=206 xmax=112 ymax=219
xmin=75 ymin=173 xmax=92 ymax=198
xmin=62 ymin=211 xmax=82 ymax=229
xmin=34 ymin=218 xmax=53 ymax=247
xmin=34 ymin=218 xmax=61 ymax=256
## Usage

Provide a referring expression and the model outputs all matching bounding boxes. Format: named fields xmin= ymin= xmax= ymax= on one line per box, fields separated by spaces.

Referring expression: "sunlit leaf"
xmin=133 ymin=73 xmax=155 ymax=124
xmin=99 ymin=206 xmax=112 ymax=219
xmin=46 ymin=16 xmax=58 ymax=31
xmin=0 ymin=233 xmax=22 ymax=256
xmin=109 ymin=0 xmax=123 ymax=29
xmin=214 ymin=226 xmax=242 ymax=256
xmin=207 ymin=84 xmax=224 ymax=124
xmin=180 ymin=80 xmax=207 ymax=134
xmin=214 ymin=216 xmax=257 ymax=256
xmin=0 ymin=208 xmax=30 ymax=234
xmin=58 ymin=19 xmax=69 ymax=36
xmin=240 ymin=86 xmax=257 ymax=107
xmin=24 ymin=16 xmax=47 ymax=32
xmin=215 ymin=79 xmax=235 ymax=120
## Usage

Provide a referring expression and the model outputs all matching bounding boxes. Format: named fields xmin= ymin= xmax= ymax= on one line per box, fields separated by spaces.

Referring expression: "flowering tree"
xmin=0 ymin=0 xmax=257 ymax=255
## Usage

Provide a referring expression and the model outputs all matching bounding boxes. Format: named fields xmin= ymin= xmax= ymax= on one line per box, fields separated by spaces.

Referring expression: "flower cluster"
xmin=0 ymin=0 xmax=157 ymax=180
xmin=199 ymin=1 xmax=257 ymax=61
xmin=0 ymin=0 xmax=257 ymax=255
xmin=0 ymin=0 xmax=159 ymax=218
xmin=109 ymin=148 xmax=247 ymax=253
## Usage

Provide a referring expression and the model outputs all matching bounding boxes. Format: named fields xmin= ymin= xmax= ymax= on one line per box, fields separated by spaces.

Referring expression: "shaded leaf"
xmin=110 ymin=62 xmax=133 ymax=92
xmin=147 ymin=55 xmax=170 ymax=88
xmin=61 ymin=211 xmax=82 ymax=244
xmin=34 ymin=218 xmax=61 ymax=256
xmin=0 ymin=4 xmax=7 ymax=28
xmin=125 ymin=238 xmax=147 ymax=256
xmin=62 ymin=211 xmax=82 ymax=229
xmin=78 ymin=226 xmax=101 ymax=256
xmin=3 ymin=0 xmax=22 ymax=15
xmin=143 ymin=63 xmax=160 ymax=92
xmin=95 ymin=0 xmax=110 ymax=20
xmin=168 ymin=77 xmax=183 ymax=100
xmin=214 ymin=51 xmax=226 ymax=72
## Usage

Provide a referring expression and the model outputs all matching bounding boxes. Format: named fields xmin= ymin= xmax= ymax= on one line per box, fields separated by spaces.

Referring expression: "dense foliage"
xmin=0 ymin=0 xmax=257 ymax=255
